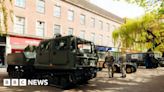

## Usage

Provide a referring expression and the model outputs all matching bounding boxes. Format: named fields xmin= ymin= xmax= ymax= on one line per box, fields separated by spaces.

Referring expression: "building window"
xmin=106 ymin=36 xmax=110 ymax=46
xmin=79 ymin=31 xmax=85 ymax=39
xmin=54 ymin=25 xmax=61 ymax=34
xmin=90 ymin=18 xmax=95 ymax=27
xmin=80 ymin=14 xmax=85 ymax=25
xmin=37 ymin=0 xmax=45 ymax=13
xmin=54 ymin=5 xmax=61 ymax=17
xmin=106 ymin=23 xmax=110 ymax=31
xmin=15 ymin=0 xmax=25 ymax=8
xmin=14 ymin=16 xmax=25 ymax=34
xmin=68 ymin=10 xmax=74 ymax=21
xmin=99 ymin=35 xmax=103 ymax=45
xmin=68 ymin=28 xmax=73 ymax=35
xmin=112 ymin=25 xmax=116 ymax=31
xmin=90 ymin=33 xmax=95 ymax=43
xmin=99 ymin=20 xmax=103 ymax=30
xmin=36 ymin=21 xmax=44 ymax=36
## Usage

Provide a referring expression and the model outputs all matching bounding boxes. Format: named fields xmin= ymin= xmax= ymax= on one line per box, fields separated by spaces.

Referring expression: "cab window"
xmin=39 ymin=41 xmax=50 ymax=51
xmin=54 ymin=39 xmax=68 ymax=50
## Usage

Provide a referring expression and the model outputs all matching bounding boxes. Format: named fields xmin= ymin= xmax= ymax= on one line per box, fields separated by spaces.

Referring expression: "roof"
xmin=62 ymin=0 xmax=124 ymax=24
xmin=41 ymin=35 xmax=92 ymax=43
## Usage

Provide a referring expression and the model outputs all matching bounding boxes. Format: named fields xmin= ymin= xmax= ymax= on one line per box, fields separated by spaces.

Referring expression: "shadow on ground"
xmin=0 ymin=68 xmax=164 ymax=92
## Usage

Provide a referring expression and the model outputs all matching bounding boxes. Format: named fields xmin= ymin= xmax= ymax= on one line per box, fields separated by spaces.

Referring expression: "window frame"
xmin=53 ymin=24 xmax=61 ymax=34
xmin=80 ymin=14 xmax=85 ymax=25
xmin=36 ymin=20 xmax=45 ymax=37
xmin=90 ymin=17 xmax=95 ymax=28
xmin=15 ymin=0 xmax=26 ymax=8
xmin=67 ymin=9 xmax=74 ymax=21
xmin=54 ymin=5 xmax=61 ymax=17
xmin=99 ymin=34 xmax=103 ymax=45
xmin=79 ymin=31 xmax=85 ymax=39
xmin=90 ymin=33 xmax=95 ymax=43
xmin=36 ymin=0 xmax=45 ymax=14
xmin=68 ymin=28 xmax=73 ymax=35
xmin=106 ymin=23 xmax=110 ymax=32
xmin=14 ymin=16 xmax=25 ymax=34
xmin=99 ymin=20 xmax=103 ymax=30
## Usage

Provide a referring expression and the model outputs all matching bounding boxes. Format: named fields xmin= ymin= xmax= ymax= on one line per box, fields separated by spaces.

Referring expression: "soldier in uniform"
xmin=105 ymin=51 xmax=115 ymax=78
xmin=119 ymin=53 xmax=126 ymax=78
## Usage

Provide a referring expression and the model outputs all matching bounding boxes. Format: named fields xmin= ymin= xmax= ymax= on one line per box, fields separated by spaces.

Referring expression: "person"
xmin=119 ymin=53 xmax=126 ymax=78
xmin=105 ymin=51 xmax=115 ymax=78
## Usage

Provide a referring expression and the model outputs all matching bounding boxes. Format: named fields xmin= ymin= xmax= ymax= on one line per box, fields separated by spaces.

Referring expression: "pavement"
xmin=0 ymin=67 xmax=7 ymax=74
xmin=0 ymin=67 xmax=7 ymax=71
xmin=0 ymin=67 xmax=164 ymax=92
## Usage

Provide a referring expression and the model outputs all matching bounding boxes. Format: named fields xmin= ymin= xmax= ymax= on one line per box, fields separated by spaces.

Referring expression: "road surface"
xmin=0 ymin=67 xmax=164 ymax=92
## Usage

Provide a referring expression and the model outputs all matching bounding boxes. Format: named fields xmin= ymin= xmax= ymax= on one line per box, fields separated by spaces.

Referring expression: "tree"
xmin=112 ymin=0 xmax=164 ymax=55
xmin=112 ymin=13 xmax=164 ymax=58
xmin=0 ymin=0 xmax=13 ymax=35
xmin=123 ymin=0 xmax=163 ymax=13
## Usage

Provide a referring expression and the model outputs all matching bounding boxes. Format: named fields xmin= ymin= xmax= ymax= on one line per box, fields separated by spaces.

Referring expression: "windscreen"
xmin=77 ymin=43 xmax=92 ymax=53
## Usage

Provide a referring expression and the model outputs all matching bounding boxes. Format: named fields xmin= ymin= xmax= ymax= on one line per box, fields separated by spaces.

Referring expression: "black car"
xmin=113 ymin=62 xmax=137 ymax=74
xmin=126 ymin=52 xmax=160 ymax=68
xmin=159 ymin=57 xmax=164 ymax=67
xmin=102 ymin=62 xmax=137 ymax=74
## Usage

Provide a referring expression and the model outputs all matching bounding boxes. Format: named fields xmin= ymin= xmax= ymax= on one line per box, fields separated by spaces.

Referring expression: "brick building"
xmin=0 ymin=0 xmax=123 ymax=66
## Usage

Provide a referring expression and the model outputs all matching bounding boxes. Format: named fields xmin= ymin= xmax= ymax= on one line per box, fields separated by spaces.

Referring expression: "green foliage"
xmin=0 ymin=0 xmax=13 ymax=35
xmin=113 ymin=0 xmax=163 ymax=52
xmin=112 ymin=13 xmax=164 ymax=52
xmin=123 ymin=0 xmax=163 ymax=12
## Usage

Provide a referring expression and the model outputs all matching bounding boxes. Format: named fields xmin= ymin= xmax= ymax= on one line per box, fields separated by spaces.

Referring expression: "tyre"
xmin=126 ymin=67 xmax=132 ymax=74
xmin=8 ymin=65 xmax=24 ymax=78
xmin=113 ymin=65 xmax=120 ymax=73
xmin=102 ymin=62 xmax=107 ymax=68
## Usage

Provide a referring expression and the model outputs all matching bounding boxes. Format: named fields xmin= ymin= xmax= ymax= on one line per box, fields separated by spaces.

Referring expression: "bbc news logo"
xmin=3 ymin=79 xmax=48 ymax=86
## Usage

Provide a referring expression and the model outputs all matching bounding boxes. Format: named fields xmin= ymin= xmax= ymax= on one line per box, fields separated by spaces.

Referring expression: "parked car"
xmin=96 ymin=49 xmax=137 ymax=74
xmin=126 ymin=52 xmax=160 ymax=68
xmin=97 ymin=61 xmax=137 ymax=74
xmin=113 ymin=62 xmax=137 ymax=74
xmin=158 ymin=57 xmax=164 ymax=67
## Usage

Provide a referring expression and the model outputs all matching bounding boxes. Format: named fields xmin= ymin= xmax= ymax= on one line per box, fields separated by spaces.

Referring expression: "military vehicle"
xmin=126 ymin=52 xmax=160 ymax=68
xmin=7 ymin=35 xmax=101 ymax=88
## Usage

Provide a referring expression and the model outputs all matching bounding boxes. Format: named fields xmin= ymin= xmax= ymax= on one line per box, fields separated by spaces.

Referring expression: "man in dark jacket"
xmin=105 ymin=51 xmax=115 ymax=78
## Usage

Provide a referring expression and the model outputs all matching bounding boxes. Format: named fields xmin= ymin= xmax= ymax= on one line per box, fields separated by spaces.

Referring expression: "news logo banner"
xmin=3 ymin=79 xmax=48 ymax=86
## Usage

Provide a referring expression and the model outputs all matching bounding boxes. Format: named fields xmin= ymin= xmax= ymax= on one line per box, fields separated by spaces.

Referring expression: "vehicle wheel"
xmin=126 ymin=67 xmax=132 ymax=73
xmin=103 ymin=62 xmax=107 ymax=68
xmin=92 ymin=73 xmax=97 ymax=78
xmin=60 ymin=76 xmax=70 ymax=89
xmin=131 ymin=66 xmax=136 ymax=73
xmin=8 ymin=66 xmax=24 ymax=78
xmin=113 ymin=66 xmax=117 ymax=72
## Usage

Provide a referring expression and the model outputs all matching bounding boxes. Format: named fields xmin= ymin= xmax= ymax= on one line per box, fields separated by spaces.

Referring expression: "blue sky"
xmin=90 ymin=0 xmax=145 ymax=18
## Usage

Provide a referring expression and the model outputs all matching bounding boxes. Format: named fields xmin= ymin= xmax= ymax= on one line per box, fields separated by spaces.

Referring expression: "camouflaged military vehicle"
xmin=7 ymin=35 xmax=100 ymax=88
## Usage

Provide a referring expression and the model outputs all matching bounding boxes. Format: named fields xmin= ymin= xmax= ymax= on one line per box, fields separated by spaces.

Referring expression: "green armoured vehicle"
xmin=7 ymin=35 xmax=100 ymax=88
